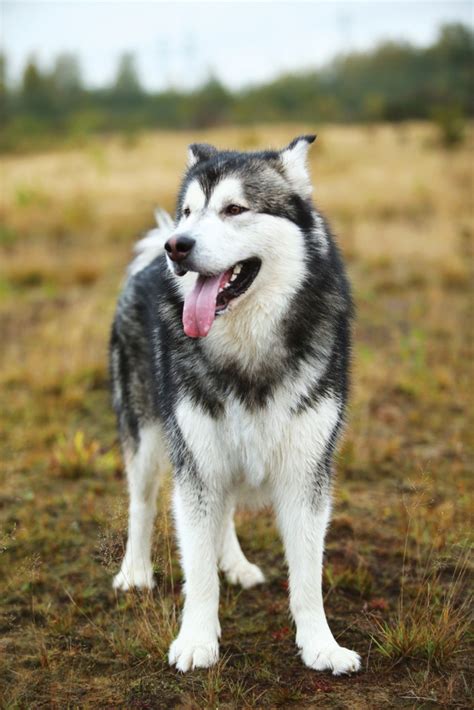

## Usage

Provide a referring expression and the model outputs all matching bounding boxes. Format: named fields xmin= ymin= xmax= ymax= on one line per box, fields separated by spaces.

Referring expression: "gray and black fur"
xmin=109 ymin=136 xmax=361 ymax=676
xmin=110 ymin=143 xmax=352 ymax=460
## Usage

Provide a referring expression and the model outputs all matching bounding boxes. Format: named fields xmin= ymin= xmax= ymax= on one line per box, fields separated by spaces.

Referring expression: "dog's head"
xmin=165 ymin=136 xmax=316 ymax=338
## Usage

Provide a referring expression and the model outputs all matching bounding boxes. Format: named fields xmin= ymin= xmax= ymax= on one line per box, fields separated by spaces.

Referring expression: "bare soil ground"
xmin=0 ymin=123 xmax=472 ymax=708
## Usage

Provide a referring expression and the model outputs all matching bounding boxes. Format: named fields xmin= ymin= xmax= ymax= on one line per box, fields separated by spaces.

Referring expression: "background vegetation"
xmin=1 ymin=22 xmax=473 ymax=151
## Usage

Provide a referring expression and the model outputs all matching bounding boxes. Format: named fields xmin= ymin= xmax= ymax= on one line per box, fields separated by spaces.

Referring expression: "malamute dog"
xmin=110 ymin=136 xmax=361 ymax=675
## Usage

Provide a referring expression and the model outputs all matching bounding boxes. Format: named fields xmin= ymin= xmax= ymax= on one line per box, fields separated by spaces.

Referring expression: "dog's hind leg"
xmin=219 ymin=507 xmax=265 ymax=589
xmin=113 ymin=423 xmax=166 ymax=591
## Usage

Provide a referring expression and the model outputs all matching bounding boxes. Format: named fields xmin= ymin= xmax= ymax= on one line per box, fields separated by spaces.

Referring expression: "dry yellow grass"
xmin=0 ymin=123 xmax=472 ymax=707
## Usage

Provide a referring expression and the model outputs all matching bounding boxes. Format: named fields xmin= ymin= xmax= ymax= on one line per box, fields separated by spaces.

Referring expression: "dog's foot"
xmin=301 ymin=643 xmax=361 ymax=675
xmin=169 ymin=634 xmax=219 ymax=672
xmin=112 ymin=562 xmax=155 ymax=591
xmin=224 ymin=561 xmax=265 ymax=589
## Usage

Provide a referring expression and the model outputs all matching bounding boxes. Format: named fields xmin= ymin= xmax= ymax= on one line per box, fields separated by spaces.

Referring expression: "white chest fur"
xmin=175 ymin=385 xmax=340 ymax=493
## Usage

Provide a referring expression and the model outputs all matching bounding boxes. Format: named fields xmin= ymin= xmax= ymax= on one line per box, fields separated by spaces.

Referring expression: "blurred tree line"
xmin=0 ymin=23 xmax=472 ymax=151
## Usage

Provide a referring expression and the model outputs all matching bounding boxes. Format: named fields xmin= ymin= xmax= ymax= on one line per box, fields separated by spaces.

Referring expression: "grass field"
xmin=0 ymin=123 xmax=472 ymax=708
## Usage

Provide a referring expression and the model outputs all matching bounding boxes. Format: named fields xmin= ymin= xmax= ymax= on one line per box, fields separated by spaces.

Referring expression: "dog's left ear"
xmin=187 ymin=143 xmax=218 ymax=168
xmin=280 ymin=134 xmax=316 ymax=198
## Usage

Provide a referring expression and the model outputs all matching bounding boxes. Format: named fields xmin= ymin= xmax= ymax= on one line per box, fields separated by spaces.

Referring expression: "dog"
xmin=109 ymin=136 xmax=361 ymax=675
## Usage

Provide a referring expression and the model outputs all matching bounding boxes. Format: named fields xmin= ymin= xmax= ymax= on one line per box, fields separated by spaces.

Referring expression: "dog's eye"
xmin=224 ymin=204 xmax=247 ymax=217
xmin=183 ymin=207 xmax=191 ymax=218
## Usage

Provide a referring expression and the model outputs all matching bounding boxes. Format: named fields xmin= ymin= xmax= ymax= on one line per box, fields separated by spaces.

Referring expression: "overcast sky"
xmin=1 ymin=1 xmax=473 ymax=90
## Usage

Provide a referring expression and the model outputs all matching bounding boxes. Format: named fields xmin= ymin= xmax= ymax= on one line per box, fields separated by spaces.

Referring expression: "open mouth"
xmin=182 ymin=258 xmax=261 ymax=338
xmin=216 ymin=258 xmax=261 ymax=313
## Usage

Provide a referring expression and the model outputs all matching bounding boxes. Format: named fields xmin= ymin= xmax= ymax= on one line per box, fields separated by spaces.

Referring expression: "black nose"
xmin=164 ymin=235 xmax=196 ymax=263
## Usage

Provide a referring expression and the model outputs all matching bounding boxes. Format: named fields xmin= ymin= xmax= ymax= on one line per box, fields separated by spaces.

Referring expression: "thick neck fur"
xmin=169 ymin=211 xmax=346 ymax=380
xmin=202 ymin=232 xmax=307 ymax=373
xmin=130 ymin=204 xmax=351 ymax=410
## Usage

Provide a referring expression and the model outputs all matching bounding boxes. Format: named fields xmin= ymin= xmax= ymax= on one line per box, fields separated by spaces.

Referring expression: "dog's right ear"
xmin=187 ymin=143 xmax=218 ymax=168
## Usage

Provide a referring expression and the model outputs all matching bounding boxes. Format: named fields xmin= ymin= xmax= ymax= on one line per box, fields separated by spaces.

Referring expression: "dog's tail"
xmin=128 ymin=208 xmax=174 ymax=277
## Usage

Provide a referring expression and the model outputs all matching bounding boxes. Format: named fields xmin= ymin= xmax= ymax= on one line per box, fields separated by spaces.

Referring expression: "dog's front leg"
xmin=169 ymin=476 xmax=224 ymax=672
xmin=274 ymin=479 xmax=361 ymax=675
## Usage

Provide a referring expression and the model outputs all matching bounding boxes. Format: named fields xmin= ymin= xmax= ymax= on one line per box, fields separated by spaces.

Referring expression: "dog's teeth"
xmin=234 ymin=264 xmax=242 ymax=274
xmin=230 ymin=274 xmax=237 ymax=282
xmin=218 ymin=287 xmax=223 ymax=293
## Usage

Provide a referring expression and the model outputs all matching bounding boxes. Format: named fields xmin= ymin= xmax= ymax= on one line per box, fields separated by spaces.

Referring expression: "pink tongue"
xmin=183 ymin=271 xmax=230 ymax=338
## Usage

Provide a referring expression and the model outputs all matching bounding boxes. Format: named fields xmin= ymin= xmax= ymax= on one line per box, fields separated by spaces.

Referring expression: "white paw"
xmin=302 ymin=643 xmax=361 ymax=675
xmin=169 ymin=634 xmax=219 ymax=672
xmin=224 ymin=561 xmax=265 ymax=589
xmin=112 ymin=562 xmax=155 ymax=591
